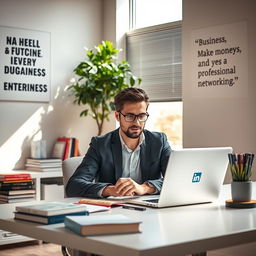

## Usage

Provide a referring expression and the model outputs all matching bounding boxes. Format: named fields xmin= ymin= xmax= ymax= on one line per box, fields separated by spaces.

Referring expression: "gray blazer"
xmin=66 ymin=129 xmax=171 ymax=198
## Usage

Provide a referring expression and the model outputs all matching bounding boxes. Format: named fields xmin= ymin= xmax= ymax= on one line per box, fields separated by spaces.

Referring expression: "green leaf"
xmin=130 ymin=76 xmax=135 ymax=86
xmin=80 ymin=109 xmax=89 ymax=117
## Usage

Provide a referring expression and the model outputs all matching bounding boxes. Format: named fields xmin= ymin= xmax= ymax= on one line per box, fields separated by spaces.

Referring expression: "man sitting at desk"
xmin=66 ymin=87 xmax=171 ymax=198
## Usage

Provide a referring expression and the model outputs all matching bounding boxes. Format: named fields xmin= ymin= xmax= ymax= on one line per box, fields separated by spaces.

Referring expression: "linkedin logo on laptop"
xmin=192 ymin=172 xmax=202 ymax=183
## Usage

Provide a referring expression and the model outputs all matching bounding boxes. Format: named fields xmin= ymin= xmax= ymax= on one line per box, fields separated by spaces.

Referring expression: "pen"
xmin=122 ymin=205 xmax=146 ymax=211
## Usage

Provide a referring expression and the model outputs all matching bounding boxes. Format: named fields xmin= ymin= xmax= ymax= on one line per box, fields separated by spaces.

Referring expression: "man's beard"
xmin=123 ymin=125 xmax=143 ymax=139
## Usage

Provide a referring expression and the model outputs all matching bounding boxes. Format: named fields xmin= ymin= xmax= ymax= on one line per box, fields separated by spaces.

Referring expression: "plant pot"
xmin=231 ymin=181 xmax=252 ymax=202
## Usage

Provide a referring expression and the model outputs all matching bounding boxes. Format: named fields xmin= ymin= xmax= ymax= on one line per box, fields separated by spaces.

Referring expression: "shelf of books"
xmin=0 ymin=167 xmax=64 ymax=246
xmin=10 ymin=171 xmax=63 ymax=201
xmin=0 ymin=173 xmax=36 ymax=204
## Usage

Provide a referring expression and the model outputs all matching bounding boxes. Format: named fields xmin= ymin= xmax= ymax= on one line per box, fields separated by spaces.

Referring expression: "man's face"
xmin=115 ymin=101 xmax=148 ymax=139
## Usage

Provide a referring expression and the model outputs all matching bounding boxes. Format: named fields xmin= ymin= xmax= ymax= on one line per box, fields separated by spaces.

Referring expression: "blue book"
xmin=14 ymin=211 xmax=89 ymax=224
xmin=64 ymin=214 xmax=141 ymax=236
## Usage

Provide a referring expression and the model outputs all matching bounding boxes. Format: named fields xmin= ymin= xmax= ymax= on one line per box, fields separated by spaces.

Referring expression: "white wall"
xmin=183 ymin=0 xmax=256 ymax=182
xmin=102 ymin=0 xmax=118 ymax=131
xmin=0 ymin=0 xmax=113 ymax=170
xmin=103 ymin=0 xmax=116 ymax=43
xmin=183 ymin=1 xmax=256 ymax=254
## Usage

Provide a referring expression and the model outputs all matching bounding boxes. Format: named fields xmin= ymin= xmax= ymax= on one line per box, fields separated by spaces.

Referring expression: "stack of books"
xmin=0 ymin=173 xmax=35 ymax=204
xmin=25 ymin=158 xmax=62 ymax=172
xmin=14 ymin=201 xmax=89 ymax=224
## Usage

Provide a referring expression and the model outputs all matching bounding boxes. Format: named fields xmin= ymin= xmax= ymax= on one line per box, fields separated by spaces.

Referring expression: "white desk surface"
xmin=0 ymin=184 xmax=255 ymax=256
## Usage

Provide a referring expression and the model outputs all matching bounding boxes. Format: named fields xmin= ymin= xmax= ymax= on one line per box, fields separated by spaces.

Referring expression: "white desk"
xmin=0 ymin=184 xmax=255 ymax=256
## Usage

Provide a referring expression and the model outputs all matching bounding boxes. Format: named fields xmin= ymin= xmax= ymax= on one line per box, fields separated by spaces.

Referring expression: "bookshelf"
xmin=15 ymin=170 xmax=64 ymax=201
xmin=0 ymin=169 xmax=63 ymax=246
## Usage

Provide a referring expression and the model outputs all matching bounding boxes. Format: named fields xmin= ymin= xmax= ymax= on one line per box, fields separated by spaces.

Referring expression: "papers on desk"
xmin=82 ymin=204 xmax=110 ymax=213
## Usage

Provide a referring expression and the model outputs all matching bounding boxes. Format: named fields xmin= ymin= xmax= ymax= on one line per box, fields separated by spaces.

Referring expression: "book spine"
xmin=15 ymin=211 xmax=89 ymax=224
xmin=74 ymin=138 xmax=81 ymax=157
xmin=0 ymin=179 xmax=32 ymax=184
xmin=0 ymin=194 xmax=35 ymax=199
xmin=27 ymin=158 xmax=62 ymax=163
xmin=70 ymin=138 xmax=75 ymax=157
xmin=15 ymin=207 xmax=87 ymax=216
xmin=0 ymin=180 xmax=33 ymax=189
xmin=65 ymin=138 xmax=71 ymax=160
xmin=0 ymin=176 xmax=31 ymax=181
xmin=26 ymin=164 xmax=61 ymax=167
xmin=64 ymin=217 xmax=81 ymax=235
xmin=0 ymin=174 xmax=31 ymax=179
xmin=15 ymin=207 xmax=44 ymax=216
xmin=57 ymin=137 xmax=71 ymax=160
xmin=0 ymin=198 xmax=35 ymax=203
xmin=0 ymin=189 xmax=35 ymax=195
xmin=48 ymin=211 xmax=89 ymax=224
xmin=0 ymin=185 xmax=33 ymax=191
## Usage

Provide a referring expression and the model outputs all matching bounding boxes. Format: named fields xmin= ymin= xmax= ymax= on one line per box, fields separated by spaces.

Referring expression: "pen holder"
xmin=228 ymin=152 xmax=254 ymax=202
xmin=231 ymin=181 xmax=252 ymax=202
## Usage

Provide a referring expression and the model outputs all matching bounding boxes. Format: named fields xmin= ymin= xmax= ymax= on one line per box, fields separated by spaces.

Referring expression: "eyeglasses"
xmin=119 ymin=112 xmax=149 ymax=122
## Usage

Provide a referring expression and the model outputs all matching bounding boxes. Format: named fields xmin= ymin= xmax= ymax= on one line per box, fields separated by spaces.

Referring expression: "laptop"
xmin=127 ymin=147 xmax=232 ymax=208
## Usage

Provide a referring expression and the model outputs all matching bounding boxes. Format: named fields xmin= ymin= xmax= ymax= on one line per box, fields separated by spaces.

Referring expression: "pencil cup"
xmin=228 ymin=152 xmax=254 ymax=202
xmin=231 ymin=181 xmax=252 ymax=202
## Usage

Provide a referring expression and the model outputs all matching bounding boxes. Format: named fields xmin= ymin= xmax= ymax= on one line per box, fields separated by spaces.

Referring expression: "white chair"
xmin=62 ymin=156 xmax=92 ymax=256
xmin=62 ymin=156 xmax=83 ymax=197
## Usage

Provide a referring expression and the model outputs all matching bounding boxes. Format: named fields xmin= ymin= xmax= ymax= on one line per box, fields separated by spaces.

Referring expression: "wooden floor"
xmin=0 ymin=240 xmax=255 ymax=256
xmin=0 ymin=241 xmax=63 ymax=256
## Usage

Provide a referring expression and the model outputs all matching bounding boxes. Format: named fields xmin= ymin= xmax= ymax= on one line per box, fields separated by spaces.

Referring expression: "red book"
xmin=57 ymin=137 xmax=71 ymax=160
xmin=0 ymin=173 xmax=31 ymax=181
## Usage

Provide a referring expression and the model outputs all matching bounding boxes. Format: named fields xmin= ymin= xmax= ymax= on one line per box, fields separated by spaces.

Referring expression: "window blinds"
xmin=126 ymin=22 xmax=182 ymax=102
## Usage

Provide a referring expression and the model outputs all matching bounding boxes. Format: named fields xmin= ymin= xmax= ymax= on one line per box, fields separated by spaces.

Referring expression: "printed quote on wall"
xmin=0 ymin=26 xmax=50 ymax=102
xmin=191 ymin=21 xmax=248 ymax=98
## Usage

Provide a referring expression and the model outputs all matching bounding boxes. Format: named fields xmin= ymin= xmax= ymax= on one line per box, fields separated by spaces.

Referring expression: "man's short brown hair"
xmin=114 ymin=87 xmax=149 ymax=112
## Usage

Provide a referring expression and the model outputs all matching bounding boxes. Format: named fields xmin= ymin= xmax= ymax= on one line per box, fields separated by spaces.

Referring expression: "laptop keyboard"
xmin=144 ymin=199 xmax=159 ymax=203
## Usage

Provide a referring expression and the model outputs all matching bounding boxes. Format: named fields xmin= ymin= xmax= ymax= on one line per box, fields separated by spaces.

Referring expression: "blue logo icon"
xmin=192 ymin=172 xmax=202 ymax=183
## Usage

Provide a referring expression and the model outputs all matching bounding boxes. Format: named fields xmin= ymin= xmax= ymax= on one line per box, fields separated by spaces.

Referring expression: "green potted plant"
xmin=68 ymin=41 xmax=141 ymax=135
xmin=228 ymin=153 xmax=254 ymax=202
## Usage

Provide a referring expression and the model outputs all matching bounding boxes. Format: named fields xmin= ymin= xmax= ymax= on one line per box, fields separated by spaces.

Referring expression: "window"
xmin=127 ymin=0 xmax=183 ymax=147
xmin=131 ymin=0 xmax=182 ymax=30
xmin=146 ymin=102 xmax=182 ymax=148
xmin=126 ymin=23 xmax=182 ymax=102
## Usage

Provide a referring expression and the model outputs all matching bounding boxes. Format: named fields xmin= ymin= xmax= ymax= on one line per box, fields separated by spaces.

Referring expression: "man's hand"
xmin=115 ymin=178 xmax=156 ymax=196
xmin=102 ymin=178 xmax=156 ymax=197
xmin=102 ymin=185 xmax=121 ymax=197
